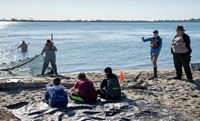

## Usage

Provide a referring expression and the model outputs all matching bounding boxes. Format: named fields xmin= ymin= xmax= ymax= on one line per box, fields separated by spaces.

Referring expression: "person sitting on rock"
xmin=97 ymin=67 xmax=121 ymax=100
xmin=69 ymin=73 xmax=97 ymax=102
xmin=44 ymin=78 xmax=68 ymax=108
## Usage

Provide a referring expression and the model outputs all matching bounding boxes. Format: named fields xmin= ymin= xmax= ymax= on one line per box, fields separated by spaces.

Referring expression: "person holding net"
xmin=18 ymin=41 xmax=28 ymax=52
xmin=41 ymin=40 xmax=58 ymax=76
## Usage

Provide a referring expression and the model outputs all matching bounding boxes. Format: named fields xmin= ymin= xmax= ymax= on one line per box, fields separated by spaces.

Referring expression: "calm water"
xmin=0 ymin=21 xmax=200 ymax=76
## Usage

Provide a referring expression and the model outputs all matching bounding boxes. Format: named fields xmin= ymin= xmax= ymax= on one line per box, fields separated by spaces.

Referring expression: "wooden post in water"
xmin=51 ymin=33 xmax=53 ymax=42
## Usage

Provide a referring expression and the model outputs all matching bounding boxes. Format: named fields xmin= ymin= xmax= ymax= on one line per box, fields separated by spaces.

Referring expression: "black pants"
xmin=97 ymin=89 xmax=107 ymax=99
xmin=173 ymin=53 xmax=193 ymax=80
xmin=97 ymin=89 xmax=120 ymax=100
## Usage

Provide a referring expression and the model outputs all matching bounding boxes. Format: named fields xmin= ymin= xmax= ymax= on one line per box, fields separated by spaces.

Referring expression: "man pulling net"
xmin=41 ymin=40 xmax=58 ymax=76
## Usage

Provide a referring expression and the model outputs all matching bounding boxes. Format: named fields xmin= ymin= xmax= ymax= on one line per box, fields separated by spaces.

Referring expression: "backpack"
xmin=150 ymin=36 xmax=161 ymax=48
xmin=49 ymin=89 xmax=68 ymax=108
xmin=106 ymin=77 xmax=121 ymax=98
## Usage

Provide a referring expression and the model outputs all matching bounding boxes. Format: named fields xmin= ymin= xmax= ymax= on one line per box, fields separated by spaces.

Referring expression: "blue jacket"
xmin=143 ymin=36 xmax=162 ymax=54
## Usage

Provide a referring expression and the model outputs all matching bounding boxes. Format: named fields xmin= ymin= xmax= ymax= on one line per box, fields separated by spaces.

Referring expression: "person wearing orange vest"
xmin=41 ymin=40 xmax=58 ymax=76
xmin=18 ymin=41 xmax=28 ymax=52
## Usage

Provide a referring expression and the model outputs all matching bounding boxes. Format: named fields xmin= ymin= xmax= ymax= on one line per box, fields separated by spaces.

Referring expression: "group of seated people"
xmin=44 ymin=67 xmax=121 ymax=108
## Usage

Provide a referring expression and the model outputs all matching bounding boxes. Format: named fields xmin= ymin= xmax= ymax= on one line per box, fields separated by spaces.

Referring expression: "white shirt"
xmin=46 ymin=83 xmax=64 ymax=97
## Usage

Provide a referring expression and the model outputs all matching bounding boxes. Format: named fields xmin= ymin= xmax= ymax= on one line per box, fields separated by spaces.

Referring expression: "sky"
xmin=0 ymin=0 xmax=200 ymax=20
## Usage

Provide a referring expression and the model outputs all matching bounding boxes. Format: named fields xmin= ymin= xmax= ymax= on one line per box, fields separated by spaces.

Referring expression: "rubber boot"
xmin=54 ymin=69 xmax=58 ymax=76
xmin=53 ymin=66 xmax=57 ymax=75
xmin=51 ymin=63 xmax=58 ymax=76
xmin=49 ymin=68 xmax=54 ymax=74
xmin=153 ymin=67 xmax=157 ymax=78
xmin=41 ymin=70 xmax=45 ymax=76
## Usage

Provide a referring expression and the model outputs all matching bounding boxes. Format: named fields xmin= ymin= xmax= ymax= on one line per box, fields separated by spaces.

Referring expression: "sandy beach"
xmin=0 ymin=68 xmax=200 ymax=120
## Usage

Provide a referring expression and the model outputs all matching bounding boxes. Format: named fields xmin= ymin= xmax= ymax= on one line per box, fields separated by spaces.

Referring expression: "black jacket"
xmin=171 ymin=33 xmax=192 ymax=54
xmin=100 ymin=74 xmax=118 ymax=89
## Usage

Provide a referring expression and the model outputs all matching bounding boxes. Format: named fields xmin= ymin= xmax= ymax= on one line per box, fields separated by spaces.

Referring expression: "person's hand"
xmin=68 ymin=88 xmax=72 ymax=94
xmin=141 ymin=37 xmax=144 ymax=40
xmin=172 ymin=40 xmax=177 ymax=45
xmin=174 ymin=40 xmax=178 ymax=43
xmin=152 ymin=53 xmax=155 ymax=57
xmin=68 ymin=89 xmax=73 ymax=94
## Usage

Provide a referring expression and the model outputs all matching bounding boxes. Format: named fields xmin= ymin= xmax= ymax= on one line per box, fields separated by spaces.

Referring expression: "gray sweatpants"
xmin=151 ymin=52 xmax=160 ymax=68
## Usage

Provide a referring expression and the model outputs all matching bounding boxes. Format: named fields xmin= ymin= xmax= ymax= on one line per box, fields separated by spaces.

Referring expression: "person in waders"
xmin=41 ymin=40 xmax=58 ymax=76
xmin=142 ymin=30 xmax=162 ymax=79
xmin=18 ymin=41 xmax=28 ymax=52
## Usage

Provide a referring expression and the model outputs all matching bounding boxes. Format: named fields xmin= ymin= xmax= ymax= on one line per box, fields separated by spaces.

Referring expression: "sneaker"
xmin=173 ymin=77 xmax=181 ymax=80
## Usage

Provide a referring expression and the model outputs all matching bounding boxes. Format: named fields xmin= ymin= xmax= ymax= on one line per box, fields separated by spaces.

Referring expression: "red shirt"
xmin=74 ymin=79 xmax=97 ymax=101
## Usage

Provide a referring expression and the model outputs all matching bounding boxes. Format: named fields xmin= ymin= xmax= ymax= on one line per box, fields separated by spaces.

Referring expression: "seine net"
xmin=0 ymin=55 xmax=44 ymax=76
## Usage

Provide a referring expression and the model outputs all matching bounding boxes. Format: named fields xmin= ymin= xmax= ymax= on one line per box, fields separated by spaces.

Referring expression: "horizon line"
xmin=1 ymin=18 xmax=200 ymax=22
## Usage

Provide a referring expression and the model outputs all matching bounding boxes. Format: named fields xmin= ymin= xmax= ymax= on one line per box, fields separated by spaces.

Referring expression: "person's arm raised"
xmin=142 ymin=37 xmax=152 ymax=42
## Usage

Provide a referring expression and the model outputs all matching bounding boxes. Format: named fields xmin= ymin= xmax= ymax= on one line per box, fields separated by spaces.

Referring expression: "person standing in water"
xmin=18 ymin=41 xmax=28 ymax=52
xmin=41 ymin=40 xmax=58 ymax=76
xmin=141 ymin=30 xmax=162 ymax=78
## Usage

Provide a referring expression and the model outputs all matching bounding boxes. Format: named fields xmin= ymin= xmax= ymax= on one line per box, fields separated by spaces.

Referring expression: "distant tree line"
xmin=154 ymin=18 xmax=200 ymax=22
xmin=0 ymin=18 xmax=200 ymax=22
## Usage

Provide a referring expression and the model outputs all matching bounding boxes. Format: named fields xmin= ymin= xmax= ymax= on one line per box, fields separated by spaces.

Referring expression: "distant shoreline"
xmin=0 ymin=18 xmax=200 ymax=23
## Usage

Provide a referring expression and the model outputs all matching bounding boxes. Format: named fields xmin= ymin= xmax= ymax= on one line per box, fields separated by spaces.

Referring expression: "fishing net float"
xmin=0 ymin=48 xmax=19 ymax=55
xmin=0 ymin=42 xmax=30 ymax=55
xmin=0 ymin=55 xmax=41 ymax=71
